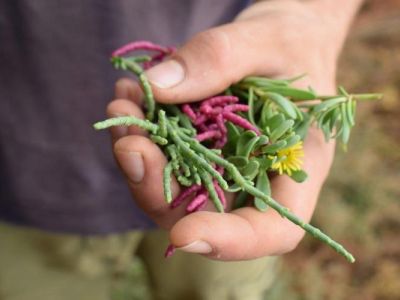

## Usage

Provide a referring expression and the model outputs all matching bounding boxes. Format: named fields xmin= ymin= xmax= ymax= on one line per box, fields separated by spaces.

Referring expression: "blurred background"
xmin=111 ymin=1 xmax=400 ymax=299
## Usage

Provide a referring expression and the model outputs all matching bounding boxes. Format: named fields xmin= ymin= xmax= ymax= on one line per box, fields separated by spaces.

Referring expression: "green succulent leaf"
xmin=262 ymin=86 xmax=317 ymax=100
xmin=236 ymin=131 xmax=259 ymax=157
xmin=283 ymin=134 xmax=301 ymax=149
xmin=226 ymin=183 xmax=243 ymax=193
xmin=290 ymin=170 xmax=308 ymax=183
xmin=270 ymin=119 xmax=295 ymax=142
xmin=266 ymin=92 xmax=298 ymax=119
xmin=254 ymin=171 xmax=271 ymax=211
xmin=293 ymin=112 xmax=312 ymax=140
xmin=248 ymin=87 xmax=256 ymax=125
xmin=313 ymin=97 xmax=345 ymax=114
xmin=256 ymin=156 xmax=274 ymax=170
xmin=224 ymin=121 xmax=242 ymax=154
xmin=240 ymin=159 xmax=260 ymax=180
xmin=263 ymin=113 xmax=285 ymax=133
xmin=227 ymin=156 xmax=249 ymax=168
xmin=233 ymin=190 xmax=249 ymax=209
xmin=255 ymin=135 xmax=269 ymax=147
xmin=261 ymin=140 xmax=287 ymax=154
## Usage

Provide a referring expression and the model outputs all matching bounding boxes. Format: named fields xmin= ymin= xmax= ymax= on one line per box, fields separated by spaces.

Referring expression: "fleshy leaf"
xmin=267 ymin=92 xmax=298 ymax=119
xmin=254 ymin=172 xmax=271 ymax=211
xmin=290 ymin=170 xmax=308 ymax=183
xmin=236 ymin=131 xmax=259 ymax=157
xmin=227 ymin=156 xmax=249 ymax=168
xmin=240 ymin=159 xmax=260 ymax=180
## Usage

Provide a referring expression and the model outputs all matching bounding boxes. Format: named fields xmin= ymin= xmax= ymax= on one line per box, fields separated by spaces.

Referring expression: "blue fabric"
xmin=0 ymin=0 xmax=250 ymax=234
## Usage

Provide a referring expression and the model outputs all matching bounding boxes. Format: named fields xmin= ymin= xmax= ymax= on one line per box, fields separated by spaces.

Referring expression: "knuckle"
xmin=190 ymin=29 xmax=232 ymax=72
xmin=106 ymin=99 xmax=123 ymax=116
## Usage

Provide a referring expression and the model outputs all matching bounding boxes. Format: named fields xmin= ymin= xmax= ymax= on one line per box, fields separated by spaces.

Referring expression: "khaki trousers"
xmin=0 ymin=222 xmax=278 ymax=300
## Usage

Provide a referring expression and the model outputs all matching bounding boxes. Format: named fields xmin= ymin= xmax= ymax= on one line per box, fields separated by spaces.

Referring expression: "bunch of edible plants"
xmin=94 ymin=41 xmax=382 ymax=262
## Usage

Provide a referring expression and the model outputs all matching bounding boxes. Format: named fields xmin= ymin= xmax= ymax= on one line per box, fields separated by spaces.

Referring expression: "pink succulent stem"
xmin=201 ymin=105 xmax=249 ymax=116
xmin=171 ymin=185 xmax=202 ymax=209
xmin=191 ymin=199 xmax=208 ymax=212
xmin=215 ymin=138 xmax=226 ymax=149
xmin=198 ymin=123 xmax=209 ymax=132
xmin=112 ymin=40 xmax=171 ymax=57
xmin=216 ymin=114 xmax=227 ymax=135
xmin=224 ymin=104 xmax=249 ymax=112
xmin=196 ymin=130 xmax=221 ymax=142
xmin=142 ymin=52 xmax=167 ymax=69
xmin=194 ymin=114 xmax=208 ymax=126
xmin=216 ymin=165 xmax=225 ymax=175
xmin=182 ymin=104 xmax=197 ymax=122
xmin=207 ymin=124 xmax=219 ymax=130
xmin=200 ymin=96 xmax=239 ymax=110
xmin=222 ymin=111 xmax=261 ymax=135
xmin=164 ymin=244 xmax=176 ymax=258
xmin=186 ymin=194 xmax=208 ymax=213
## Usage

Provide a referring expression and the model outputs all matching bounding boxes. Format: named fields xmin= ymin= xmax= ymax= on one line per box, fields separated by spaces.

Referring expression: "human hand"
xmin=107 ymin=0 xmax=361 ymax=260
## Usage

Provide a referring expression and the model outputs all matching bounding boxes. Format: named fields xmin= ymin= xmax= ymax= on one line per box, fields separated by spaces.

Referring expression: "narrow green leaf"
xmin=233 ymin=191 xmax=249 ymax=209
xmin=254 ymin=172 xmax=271 ymax=211
xmin=261 ymin=140 xmax=287 ymax=154
xmin=255 ymin=135 xmax=269 ymax=147
xmin=346 ymin=99 xmax=355 ymax=126
xmin=260 ymin=101 xmax=275 ymax=128
xmin=283 ymin=134 xmax=301 ymax=148
xmin=290 ymin=170 xmax=308 ymax=183
xmin=227 ymin=156 xmax=249 ymax=168
xmin=270 ymin=120 xmax=294 ymax=142
xmin=312 ymin=97 xmax=346 ymax=114
xmin=329 ymin=109 xmax=340 ymax=132
xmin=248 ymin=87 xmax=256 ymax=125
xmin=241 ymin=159 xmax=260 ymax=180
xmin=264 ymin=113 xmax=285 ymax=132
xmin=236 ymin=131 xmax=259 ymax=157
xmin=224 ymin=122 xmax=242 ymax=154
xmin=226 ymin=183 xmax=243 ymax=193
xmin=293 ymin=113 xmax=311 ymax=140
xmin=256 ymin=156 xmax=274 ymax=170
xmin=263 ymin=86 xmax=317 ymax=100
xmin=241 ymin=76 xmax=290 ymax=87
xmin=267 ymin=92 xmax=298 ymax=119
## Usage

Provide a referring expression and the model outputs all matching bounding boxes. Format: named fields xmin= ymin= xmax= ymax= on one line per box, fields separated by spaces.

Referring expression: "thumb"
xmin=113 ymin=135 xmax=184 ymax=229
xmin=145 ymin=23 xmax=281 ymax=103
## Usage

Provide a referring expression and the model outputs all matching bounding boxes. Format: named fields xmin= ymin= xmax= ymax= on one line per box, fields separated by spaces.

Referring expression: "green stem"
xmin=180 ymin=133 xmax=355 ymax=263
xmin=319 ymin=93 xmax=383 ymax=101
xmin=93 ymin=116 xmax=158 ymax=133
xmin=198 ymin=168 xmax=224 ymax=213
xmin=122 ymin=59 xmax=155 ymax=120
xmin=163 ymin=162 xmax=173 ymax=203
xmin=167 ymin=122 xmax=228 ymax=190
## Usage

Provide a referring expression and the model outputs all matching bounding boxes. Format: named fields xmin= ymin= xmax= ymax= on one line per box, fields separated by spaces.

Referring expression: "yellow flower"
xmin=271 ymin=141 xmax=304 ymax=176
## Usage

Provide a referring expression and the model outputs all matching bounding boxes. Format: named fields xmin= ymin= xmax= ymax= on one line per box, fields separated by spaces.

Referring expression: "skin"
xmin=107 ymin=0 xmax=363 ymax=260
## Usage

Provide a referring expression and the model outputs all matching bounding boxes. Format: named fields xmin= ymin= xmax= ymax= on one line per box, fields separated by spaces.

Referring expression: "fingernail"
xmin=109 ymin=114 xmax=128 ymax=139
xmin=115 ymin=151 xmax=144 ymax=183
xmin=145 ymin=59 xmax=185 ymax=89
xmin=176 ymin=240 xmax=212 ymax=254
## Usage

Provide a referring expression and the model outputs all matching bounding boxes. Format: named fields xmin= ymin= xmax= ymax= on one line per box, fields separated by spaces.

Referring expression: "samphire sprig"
xmin=93 ymin=41 xmax=382 ymax=263
xmin=94 ymin=106 xmax=356 ymax=262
